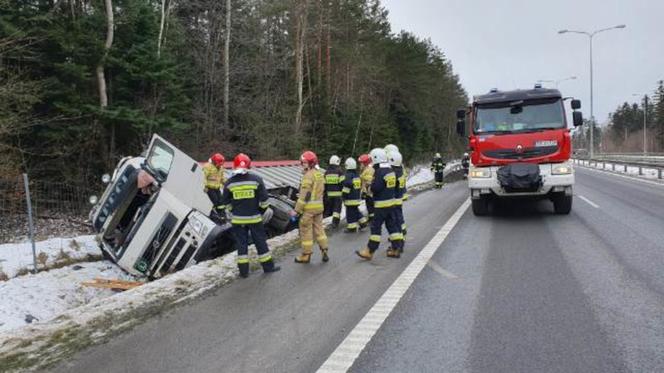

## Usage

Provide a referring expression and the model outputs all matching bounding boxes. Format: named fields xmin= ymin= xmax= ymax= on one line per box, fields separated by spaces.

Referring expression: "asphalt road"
xmin=51 ymin=167 xmax=664 ymax=373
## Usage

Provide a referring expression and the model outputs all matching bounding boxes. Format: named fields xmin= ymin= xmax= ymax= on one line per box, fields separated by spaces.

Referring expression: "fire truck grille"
xmin=483 ymin=146 xmax=558 ymax=160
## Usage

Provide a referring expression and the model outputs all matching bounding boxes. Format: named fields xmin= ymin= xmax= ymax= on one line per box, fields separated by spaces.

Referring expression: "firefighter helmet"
xmin=329 ymin=155 xmax=341 ymax=166
xmin=300 ymin=150 xmax=318 ymax=167
xmin=358 ymin=153 xmax=372 ymax=166
xmin=345 ymin=157 xmax=357 ymax=170
xmin=210 ymin=153 xmax=225 ymax=167
xmin=389 ymin=151 xmax=403 ymax=167
xmin=233 ymin=153 xmax=252 ymax=170
xmin=384 ymin=144 xmax=399 ymax=155
xmin=435 ymin=152 xmax=441 ymax=158
xmin=370 ymin=148 xmax=388 ymax=164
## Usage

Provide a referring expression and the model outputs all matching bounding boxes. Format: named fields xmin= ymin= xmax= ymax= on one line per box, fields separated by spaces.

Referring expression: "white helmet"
xmin=384 ymin=144 xmax=399 ymax=155
xmin=389 ymin=151 xmax=403 ymax=167
xmin=435 ymin=152 xmax=441 ymax=158
xmin=463 ymin=152 xmax=469 ymax=157
xmin=370 ymin=148 xmax=389 ymax=164
xmin=345 ymin=157 xmax=357 ymax=170
xmin=329 ymin=155 xmax=341 ymax=166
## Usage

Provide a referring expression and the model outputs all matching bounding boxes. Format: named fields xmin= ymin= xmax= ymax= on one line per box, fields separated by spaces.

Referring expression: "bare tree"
xmin=223 ymin=0 xmax=231 ymax=129
xmin=294 ymin=0 xmax=308 ymax=133
xmin=157 ymin=0 xmax=168 ymax=58
xmin=95 ymin=0 xmax=114 ymax=160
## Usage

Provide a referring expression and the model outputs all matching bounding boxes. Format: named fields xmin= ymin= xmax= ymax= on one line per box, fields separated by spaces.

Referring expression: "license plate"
xmin=535 ymin=140 xmax=557 ymax=147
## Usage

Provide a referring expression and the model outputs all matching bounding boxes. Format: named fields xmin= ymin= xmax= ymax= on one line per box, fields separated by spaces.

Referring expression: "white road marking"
xmin=316 ymin=199 xmax=471 ymax=373
xmin=427 ymin=260 xmax=460 ymax=279
xmin=578 ymin=195 xmax=600 ymax=209
xmin=576 ymin=162 xmax=664 ymax=188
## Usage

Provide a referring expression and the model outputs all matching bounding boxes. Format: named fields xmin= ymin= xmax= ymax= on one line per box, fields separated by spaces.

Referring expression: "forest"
xmin=0 ymin=0 xmax=468 ymax=183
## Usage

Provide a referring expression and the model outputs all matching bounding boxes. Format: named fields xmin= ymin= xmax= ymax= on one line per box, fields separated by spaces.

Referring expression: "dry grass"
xmin=0 ymin=266 xmax=8 ymax=282
xmin=37 ymin=251 xmax=49 ymax=268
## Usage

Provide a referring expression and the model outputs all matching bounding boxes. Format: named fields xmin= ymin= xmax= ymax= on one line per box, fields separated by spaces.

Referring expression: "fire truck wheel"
xmin=553 ymin=194 xmax=572 ymax=215
xmin=472 ymin=196 xmax=489 ymax=216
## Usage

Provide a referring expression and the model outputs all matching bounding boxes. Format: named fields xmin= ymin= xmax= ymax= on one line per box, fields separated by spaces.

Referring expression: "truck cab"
xmin=456 ymin=86 xmax=583 ymax=215
xmin=89 ymin=134 xmax=298 ymax=278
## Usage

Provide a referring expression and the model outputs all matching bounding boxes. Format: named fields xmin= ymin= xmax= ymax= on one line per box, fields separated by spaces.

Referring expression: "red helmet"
xmin=300 ymin=150 xmax=318 ymax=167
xmin=233 ymin=153 xmax=251 ymax=170
xmin=210 ymin=153 xmax=225 ymax=167
xmin=358 ymin=154 xmax=371 ymax=166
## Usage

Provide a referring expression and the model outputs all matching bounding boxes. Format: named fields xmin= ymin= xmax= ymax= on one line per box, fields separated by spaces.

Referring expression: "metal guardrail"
xmin=573 ymin=158 xmax=664 ymax=179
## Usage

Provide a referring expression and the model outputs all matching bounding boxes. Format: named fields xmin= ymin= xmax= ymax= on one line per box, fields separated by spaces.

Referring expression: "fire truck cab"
xmin=456 ymin=86 xmax=583 ymax=215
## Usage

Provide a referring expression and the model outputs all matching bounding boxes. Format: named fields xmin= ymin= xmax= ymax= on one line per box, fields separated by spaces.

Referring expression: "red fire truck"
xmin=456 ymin=85 xmax=583 ymax=216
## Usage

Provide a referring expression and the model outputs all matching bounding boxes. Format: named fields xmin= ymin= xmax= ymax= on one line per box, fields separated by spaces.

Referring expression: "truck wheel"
xmin=553 ymin=194 xmax=572 ymax=214
xmin=472 ymin=197 xmax=489 ymax=216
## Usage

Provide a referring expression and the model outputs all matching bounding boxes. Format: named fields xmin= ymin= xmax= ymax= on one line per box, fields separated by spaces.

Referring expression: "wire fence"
xmin=0 ymin=175 xmax=94 ymax=245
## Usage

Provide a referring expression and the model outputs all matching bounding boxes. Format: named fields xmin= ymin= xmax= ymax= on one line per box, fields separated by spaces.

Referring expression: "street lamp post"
xmin=558 ymin=25 xmax=626 ymax=159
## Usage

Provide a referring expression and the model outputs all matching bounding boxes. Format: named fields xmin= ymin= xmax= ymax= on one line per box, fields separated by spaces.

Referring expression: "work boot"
xmin=295 ymin=253 xmax=312 ymax=264
xmin=344 ymin=227 xmax=358 ymax=234
xmin=386 ymin=247 xmax=401 ymax=258
xmin=355 ymin=248 xmax=373 ymax=261
xmin=321 ymin=248 xmax=329 ymax=263
xmin=264 ymin=265 xmax=281 ymax=274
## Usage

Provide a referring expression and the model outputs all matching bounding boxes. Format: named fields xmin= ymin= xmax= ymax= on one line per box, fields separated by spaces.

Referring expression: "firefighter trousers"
xmin=232 ymin=223 xmax=275 ymax=276
xmin=395 ymin=204 xmax=407 ymax=235
xmin=435 ymin=172 xmax=444 ymax=188
xmin=324 ymin=196 xmax=342 ymax=223
xmin=345 ymin=205 xmax=361 ymax=230
xmin=207 ymin=188 xmax=223 ymax=207
xmin=367 ymin=207 xmax=403 ymax=253
xmin=363 ymin=196 xmax=375 ymax=221
xmin=299 ymin=212 xmax=328 ymax=254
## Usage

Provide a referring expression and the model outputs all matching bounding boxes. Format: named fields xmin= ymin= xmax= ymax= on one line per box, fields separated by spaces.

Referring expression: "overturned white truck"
xmin=89 ymin=134 xmax=301 ymax=279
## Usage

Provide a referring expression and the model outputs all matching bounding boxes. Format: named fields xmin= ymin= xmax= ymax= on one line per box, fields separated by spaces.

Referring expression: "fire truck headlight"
xmin=552 ymin=164 xmax=572 ymax=175
xmin=470 ymin=169 xmax=491 ymax=178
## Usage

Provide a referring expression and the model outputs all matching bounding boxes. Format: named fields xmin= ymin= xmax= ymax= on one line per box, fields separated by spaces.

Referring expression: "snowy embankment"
xmin=0 ymin=162 xmax=461 ymax=371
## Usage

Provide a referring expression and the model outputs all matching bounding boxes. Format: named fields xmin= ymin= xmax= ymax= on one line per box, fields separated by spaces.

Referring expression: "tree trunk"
xmin=223 ymin=0 xmax=231 ymax=130
xmin=157 ymin=0 xmax=167 ymax=58
xmin=294 ymin=0 xmax=308 ymax=133
xmin=96 ymin=0 xmax=114 ymax=161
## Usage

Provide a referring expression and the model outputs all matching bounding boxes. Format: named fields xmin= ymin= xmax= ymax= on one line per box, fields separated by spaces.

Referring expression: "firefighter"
xmin=390 ymin=151 xmax=408 ymax=239
xmin=431 ymin=152 xmax=446 ymax=189
xmin=323 ymin=155 xmax=344 ymax=228
xmin=356 ymin=148 xmax=404 ymax=260
xmin=358 ymin=153 xmax=374 ymax=226
xmin=462 ymin=152 xmax=470 ymax=178
xmin=290 ymin=151 xmax=329 ymax=264
xmin=341 ymin=157 xmax=363 ymax=233
xmin=203 ymin=153 xmax=227 ymax=212
xmin=385 ymin=144 xmax=410 ymax=202
xmin=218 ymin=154 xmax=280 ymax=278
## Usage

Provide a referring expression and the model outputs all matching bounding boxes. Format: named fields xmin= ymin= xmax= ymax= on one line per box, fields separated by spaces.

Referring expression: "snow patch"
xmin=0 ymin=235 xmax=100 ymax=280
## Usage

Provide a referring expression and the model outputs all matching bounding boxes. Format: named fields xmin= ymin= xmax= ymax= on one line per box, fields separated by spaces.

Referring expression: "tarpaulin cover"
xmin=497 ymin=163 xmax=542 ymax=192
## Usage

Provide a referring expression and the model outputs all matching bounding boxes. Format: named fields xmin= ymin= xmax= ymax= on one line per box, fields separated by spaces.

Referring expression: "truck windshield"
xmin=146 ymin=140 xmax=174 ymax=182
xmin=475 ymin=98 xmax=565 ymax=134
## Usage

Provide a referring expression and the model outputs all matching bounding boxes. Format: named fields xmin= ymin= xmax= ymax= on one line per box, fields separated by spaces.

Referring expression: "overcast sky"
xmin=381 ymin=0 xmax=663 ymax=125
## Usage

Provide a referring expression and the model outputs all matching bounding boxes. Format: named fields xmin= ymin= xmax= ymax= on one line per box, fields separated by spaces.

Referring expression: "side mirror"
xmin=571 ymin=99 xmax=581 ymax=110
xmin=456 ymin=109 xmax=466 ymax=136
xmin=573 ymin=111 xmax=583 ymax=127
xmin=456 ymin=120 xmax=466 ymax=137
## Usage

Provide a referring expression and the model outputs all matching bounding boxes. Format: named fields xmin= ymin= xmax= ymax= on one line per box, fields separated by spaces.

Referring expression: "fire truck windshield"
xmin=474 ymin=98 xmax=565 ymax=134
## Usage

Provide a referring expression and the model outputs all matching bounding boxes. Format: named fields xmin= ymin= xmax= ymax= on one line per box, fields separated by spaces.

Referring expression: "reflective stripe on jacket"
xmin=203 ymin=163 xmax=226 ymax=190
xmin=371 ymin=163 xmax=397 ymax=209
xmin=295 ymin=168 xmax=325 ymax=214
xmin=219 ymin=173 xmax=269 ymax=225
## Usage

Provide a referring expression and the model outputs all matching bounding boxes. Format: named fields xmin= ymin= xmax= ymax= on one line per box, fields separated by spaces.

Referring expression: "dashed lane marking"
xmin=316 ymin=199 xmax=471 ymax=373
xmin=578 ymin=195 xmax=600 ymax=209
